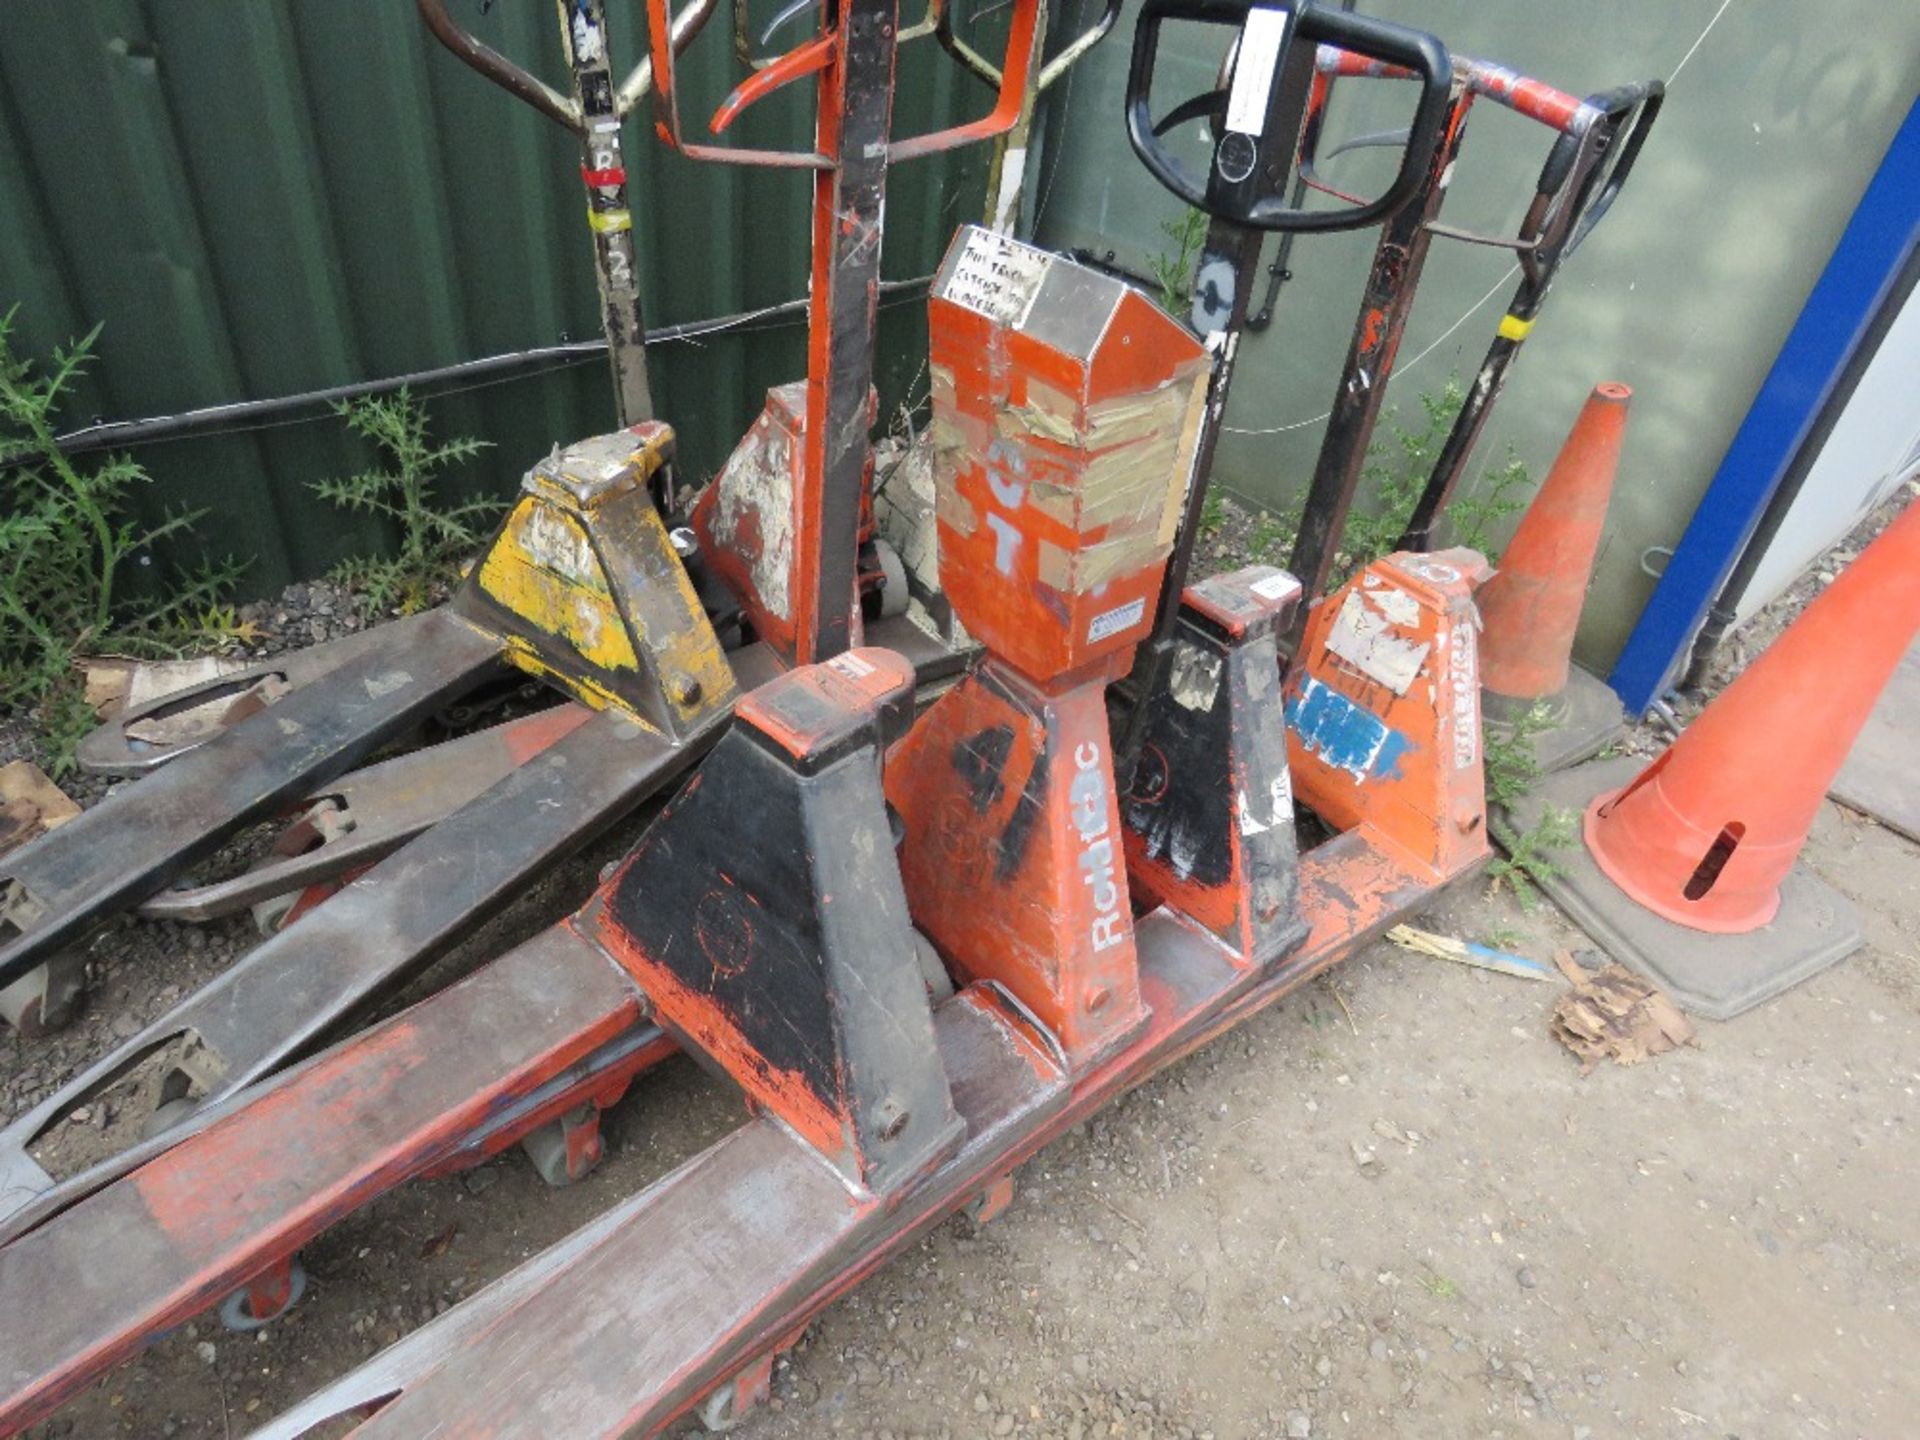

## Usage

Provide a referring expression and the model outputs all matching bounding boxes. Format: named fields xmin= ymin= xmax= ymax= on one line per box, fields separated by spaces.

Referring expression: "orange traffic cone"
xmin=1478 ymin=384 xmax=1630 ymax=772
xmin=1511 ymin=496 xmax=1920 ymax=1018
xmin=1587 ymin=495 xmax=1920 ymax=931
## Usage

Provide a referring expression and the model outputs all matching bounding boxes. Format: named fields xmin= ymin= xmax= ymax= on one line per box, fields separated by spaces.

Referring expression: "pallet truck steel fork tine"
xmin=0 ymin=426 xmax=734 ymax=1035
xmin=0 ymin=611 xmax=510 ymax=998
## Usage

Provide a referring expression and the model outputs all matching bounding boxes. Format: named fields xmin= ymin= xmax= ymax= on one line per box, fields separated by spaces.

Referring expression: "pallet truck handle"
xmin=735 ymin=0 xmax=951 ymax=73
xmin=1390 ymin=75 xmax=1663 ymax=555
xmin=935 ymin=0 xmax=1124 ymax=93
xmin=416 ymin=0 xmax=717 ymax=132
xmin=649 ymin=0 xmax=1041 ymax=167
xmin=1125 ymin=0 xmax=1451 ymax=233
xmin=1305 ymin=57 xmax=1664 ymax=266
xmin=1547 ymin=79 xmax=1664 ymax=259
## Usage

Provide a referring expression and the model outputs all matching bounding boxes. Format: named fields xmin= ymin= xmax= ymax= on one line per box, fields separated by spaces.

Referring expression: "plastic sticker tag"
xmin=826 ymin=652 xmax=877 ymax=679
xmin=941 ymin=227 xmax=1051 ymax=329
xmin=1088 ymin=597 xmax=1146 ymax=643
xmin=1224 ymin=7 xmax=1291 ymax=138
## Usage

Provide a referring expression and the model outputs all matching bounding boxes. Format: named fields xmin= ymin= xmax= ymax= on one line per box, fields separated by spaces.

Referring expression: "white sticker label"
xmin=940 ymin=227 xmax=1051 ymax=329
xmin=1251 ymin=572 xmax=1298 ymax=601
xmin=826 ymin=651 xmax=876 ymax=679
xmin=1325 ymin=590 xmax=1430 ymax=696
xmin=1088 ymin=597 xmax=1147 ymax=643
xmin=1224 ymin=7 xmax=1291 ymax=138
xmin=1070 ymin=741 xmax=1126 ymax=954
xmin=1449 ymin=624 xmax=1479 ymax=769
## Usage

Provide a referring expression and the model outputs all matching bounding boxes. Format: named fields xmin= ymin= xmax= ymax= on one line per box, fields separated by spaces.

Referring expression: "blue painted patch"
xmin=1285 ymin=675 xmax=1414 ymax=782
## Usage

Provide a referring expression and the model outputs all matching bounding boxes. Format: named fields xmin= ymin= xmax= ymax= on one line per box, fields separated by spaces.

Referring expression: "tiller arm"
xmin=1120 ymin=0 xmax=1452 ymax=714
xmin=1394 ymin=69 xmax=1664 ymax=550
xmin=930 ymin=0 xmax=1125 ymax=231
xmin=665 ymin=0 xmax=1041 ymax=666
xmin=417 ymin=0 xmax=721 ymax=437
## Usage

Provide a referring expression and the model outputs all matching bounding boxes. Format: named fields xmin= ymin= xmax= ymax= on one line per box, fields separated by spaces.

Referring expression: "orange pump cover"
xmin=925 ymin=225 xmax=1209 ymax=684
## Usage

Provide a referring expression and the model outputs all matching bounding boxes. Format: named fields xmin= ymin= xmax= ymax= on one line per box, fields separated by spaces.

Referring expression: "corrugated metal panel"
xmin=1032 ymin=0 xmax=1920 ymax=668
xmin=0 ymin=1 xmax=992 ymax=593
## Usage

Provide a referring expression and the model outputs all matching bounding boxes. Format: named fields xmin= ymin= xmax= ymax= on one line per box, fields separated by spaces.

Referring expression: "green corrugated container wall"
xmin=0 ymin=0 xmax=995 ymax=596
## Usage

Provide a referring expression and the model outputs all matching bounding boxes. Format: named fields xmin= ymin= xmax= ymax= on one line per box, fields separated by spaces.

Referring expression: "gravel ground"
xmin=3 ymin=498 xmax=1916 ymax=1439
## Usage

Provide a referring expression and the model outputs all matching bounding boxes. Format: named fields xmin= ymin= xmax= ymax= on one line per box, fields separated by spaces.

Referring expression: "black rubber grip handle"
xmin=1125 ymin=0 xmax=1451 ymax=232
xmin=1562 ymin=79 xmax=1664 ymax=256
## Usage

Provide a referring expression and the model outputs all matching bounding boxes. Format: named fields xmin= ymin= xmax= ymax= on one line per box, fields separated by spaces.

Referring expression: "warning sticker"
xmin=941 ymin=227 xmax=1051 ymax=329
xmin=1324 ymin=590 xmax=1430 ymax=696
xmin=1088 ymin=596 xmax=1146 ymax=643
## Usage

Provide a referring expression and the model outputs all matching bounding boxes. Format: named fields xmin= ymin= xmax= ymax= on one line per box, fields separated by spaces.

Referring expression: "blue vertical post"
xmin=1608 ymin=97 xmax=1920 ymax=715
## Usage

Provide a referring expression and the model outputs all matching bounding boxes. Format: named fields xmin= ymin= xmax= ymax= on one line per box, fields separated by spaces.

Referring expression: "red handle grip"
xmin=1317 ymin=45 xmax=1598 ymax=137
xmin=651 ymin=0 xmax=1040 ymax=168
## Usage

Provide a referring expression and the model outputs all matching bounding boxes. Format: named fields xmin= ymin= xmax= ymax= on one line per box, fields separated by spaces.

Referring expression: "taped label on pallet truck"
xmin=942 ymin=228 xmax=1051 ymax=329
xmin=1224 ymin=7 xmax=1291 ymax=136
xmin=1324 ymin=590 xmax=1430 ymax=695
xmin=1087 ymin=597 xmax=1146 ymax=644
xmin=1449 ymin=624 xmax=1479 ymax=769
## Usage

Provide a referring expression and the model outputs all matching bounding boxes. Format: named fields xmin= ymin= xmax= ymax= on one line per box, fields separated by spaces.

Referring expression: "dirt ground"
xmin=5 ymin=510 xmax=1917 ymax=1440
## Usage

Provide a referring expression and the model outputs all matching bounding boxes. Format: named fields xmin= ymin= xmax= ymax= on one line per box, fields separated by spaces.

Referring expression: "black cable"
xmin=42 ymin=277 xmax=934 ymax=458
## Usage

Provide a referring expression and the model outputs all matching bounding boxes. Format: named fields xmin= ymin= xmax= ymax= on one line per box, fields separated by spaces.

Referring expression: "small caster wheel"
xmin=0 ymin=950 xmax=86 ymax=1038
xmin=520 ymin=1103 xmax=604 ymax=1188
xmin=698 ymin=1380 xmax=748 ymax=1434
xmin=913 ymin=931 xmax=954 ymax=1003
xmin=249 ymin=891 xmax=299 ymax=936
xmin=698 ymin=1352 xmax=773 ymax=1433
xmin=873 ymin=538 xmax=910 ymax=618
xmin=220 ymin=1257 xmax=306 ymax=1331
xmin=251 ymin=877 xmax=342 ymax=937
xmin=963 ymin=1173 xmax=1015 ymax=1229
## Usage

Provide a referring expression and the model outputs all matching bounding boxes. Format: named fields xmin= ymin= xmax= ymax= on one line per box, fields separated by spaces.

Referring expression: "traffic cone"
xmin=1508 ymin=496 xmax=1920 ymax=1018
xmin=1479 ymin=383 xmax=1631 ymax=773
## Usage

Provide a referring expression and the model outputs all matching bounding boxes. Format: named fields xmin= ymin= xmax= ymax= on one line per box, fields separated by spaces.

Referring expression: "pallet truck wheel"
xmin=0 ymin=950 xmax=86 ymax=1038
xmin=520 ymin=1104 xmax=604 ymax=1189
xmin=913 ymin=931 xmax=955 ymax=1003
xmin=219 ymin=1257 xmax=307 ymax=1332
xmin=697 ymin=1352 xmax=774 ymax=1434
xmin=697 ymin=1380 xmax=746 ymax=1433
xmin=249 ymin=891 xmax=300 ymax=937
xmin=874 ymin=538 xmax=910 ymax=619
xmin=963 ymin=1173 xmax=1015 ymax=1229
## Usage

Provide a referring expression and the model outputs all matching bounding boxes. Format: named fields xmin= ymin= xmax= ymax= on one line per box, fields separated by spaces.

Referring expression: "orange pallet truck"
xmin=0 ymin=2 xmax=1509 ymax=1434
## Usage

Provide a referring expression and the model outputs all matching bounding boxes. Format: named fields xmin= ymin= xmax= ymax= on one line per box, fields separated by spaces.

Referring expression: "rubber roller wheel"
xmin=219 ymin=1257 xmax=308 ymax=1332
xmin=698 ymin=1378 xmax=750 ymax=1433
xmin=874 ymin=539 xmax=911 ymax=619
xmin=0 ymin=950 xmax=86 ymax=1038
xmin=520 ymin=1105 xmax=604 ymax=1189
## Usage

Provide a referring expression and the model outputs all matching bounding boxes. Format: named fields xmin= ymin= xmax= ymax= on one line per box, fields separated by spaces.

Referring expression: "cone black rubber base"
xmin=1484 ymin=664 xmax=1625 ymax=777
xmin=1511 ymin=755 xmax=1864 ymax=1020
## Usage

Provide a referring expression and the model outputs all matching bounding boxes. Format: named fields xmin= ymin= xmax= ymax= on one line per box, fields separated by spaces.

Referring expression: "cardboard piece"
xmin=1550 ymin=949 xmax=1696 ymax=1074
